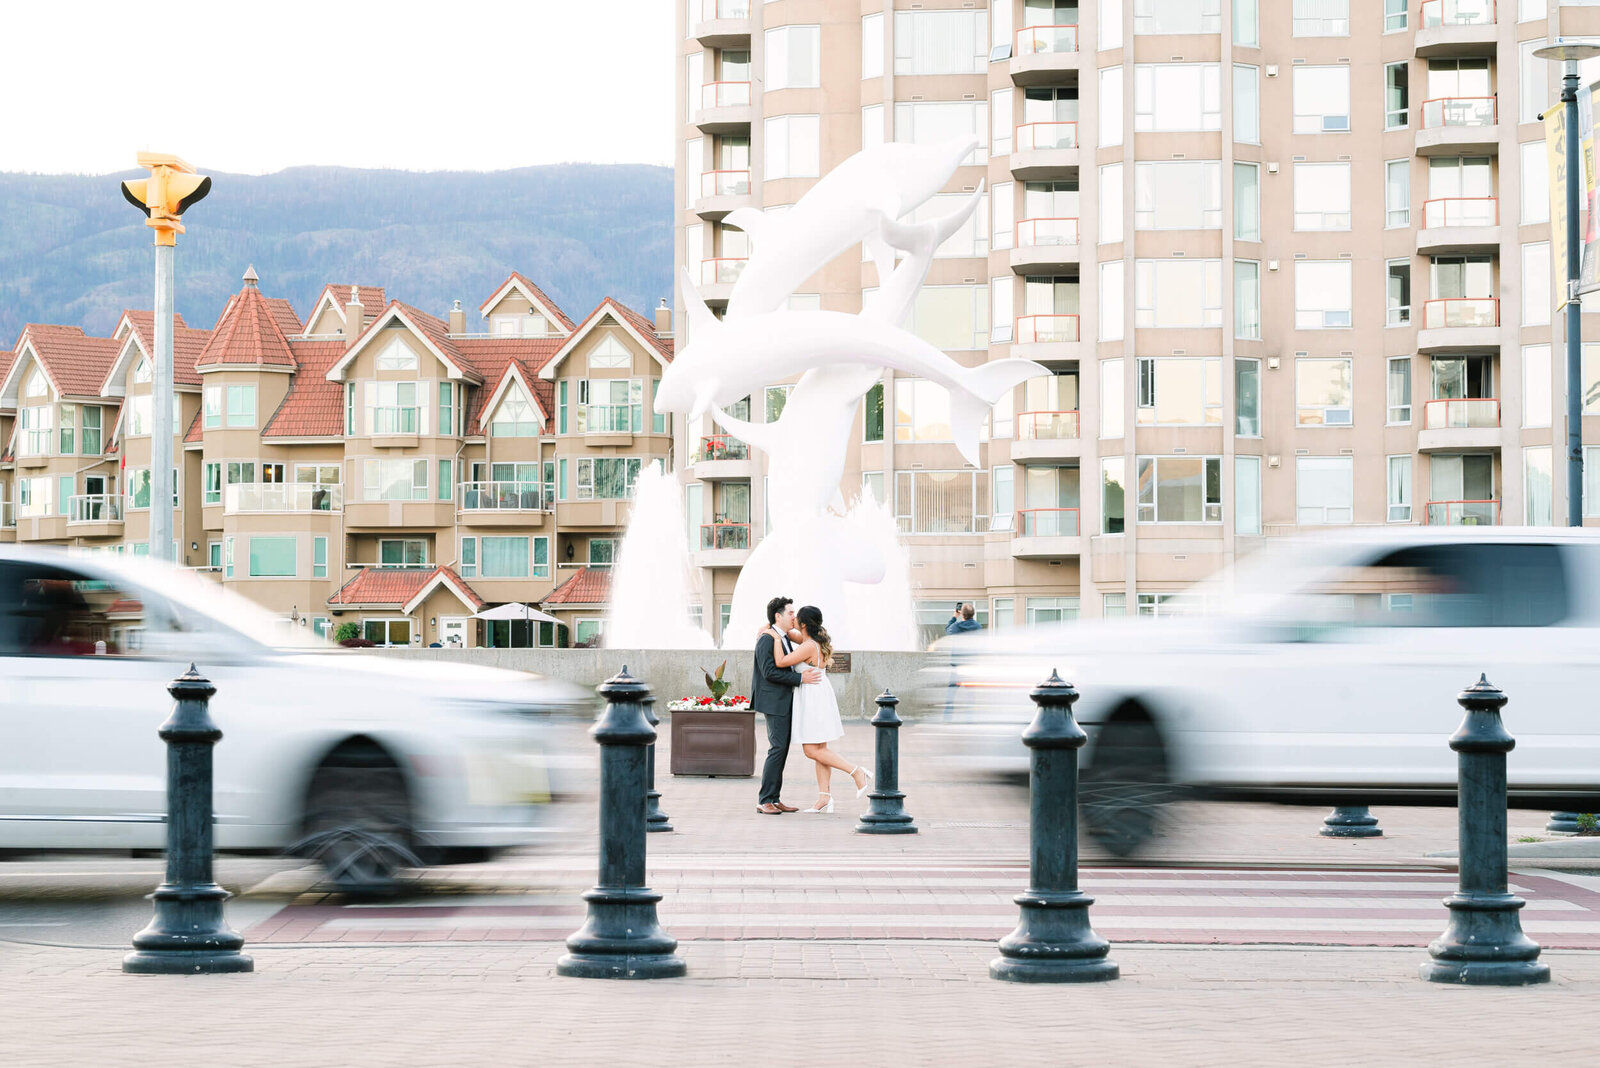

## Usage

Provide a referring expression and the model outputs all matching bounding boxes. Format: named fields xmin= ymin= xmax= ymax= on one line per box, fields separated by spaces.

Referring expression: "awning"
xmin=473 ymin=602 xmax=562 ymax=624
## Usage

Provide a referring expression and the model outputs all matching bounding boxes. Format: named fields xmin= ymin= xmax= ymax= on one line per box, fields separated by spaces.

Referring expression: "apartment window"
xmin=991 ymin=597 xmax=1014 ymax=631
xmin=1526 ymin=447 xmax=1554 ymax=526
xmin=247 ymin=536 xmax=297 ymax=578
xmin=1104 ymin=593 xmax=1128 ymax=618
xmin=1521 ymin=142 xmax=1549 ymax=223
xmin=203 ymin=462 xmax=222 ymax=505
xmin=893 ymin=11 xmax=985 ymax=75
xmin=1234 ymin=64 xmax=1259 ymax=144
xmin=491 ymin=381 xmax=541 ymax=436
xmin=343 ymin=382 xmax=355 ymax=435
xmin=1388 ymin=456 xmax=1413 ymax=522
xmin=364 ymin=459 xmax=428 ymax=501
xmin=366 ymin=381 xmax=420 ymax=434
xmin=208 ymin=542 xmax=222 ymax=569
xmin=1429 ymin=255 xmax=1494 ymax=302
xmin=896 ymin=379 xmax=954 ymax=442
xmin=312 ymin=536 xmax=328 ymax=579
xmin=1297 ymin=457 xmax=1354 ymax=524
xmin=1236 ymin=359 xmax=1261 ymax=436
xmin=379 ymin=539 xmax=426 ymax=566
xmin=218 ymin=384 xmax=254 ymax=428
xmin=766 ymin=24 xmax=820 ymax=87
xmin=1293 ymin=67 xmax=1350 ymax=133
xmin=375 ymin=336 xmax=417 ymax=371
xmin=576 ymin=457 xmax=647 ymax=500
xmin=1134 ymin=64 xmax=1221 ymax=132
xmin=1135 ymin=357 xmax=1223 ymax=426
xmin=1026 ymin=597 xmax=1080 ymax=625
xmin=1520 ymin=40 xmax=1548 ymax=124
xmin=1236 ymin=456 xmax=1262 ymax=535
xmin=1521 ymin=0 xmax=1546 ymax=19
xmin=764 ymin=115 xmax=820 ymax=179
xmin=1099 ymin=66 xmax=1123 ymax=147
xmin=226 ymin=461 xmax=256 ymax=486
xmin=126 ymin=468 xmax=177 ymax=509
xmin=532 ymin=536 xmax=550 ymax=580
xmin=992 ymin=464 xmax=1015 ymax=532
xmin=892 ymin=469 xmax=990 ymax=534
xmin=1522 ymin=243 xmax=1551 ymax=326
xmin=765 ymin=385 xmax=792 ymax=422
xmin=1234 ymin=163 xmax=1260 ymax=241
xmin=1385 ymin=0 xmax=1407 ymax=31
xmin=863 ymin=382 xmax=885 ymax=442
xmin=1234 ymin=0 xmax=1257 ymax=44
xmin=1388 ymin=357 xmax=1412 ymax=424
xmin=1134 ymin=162 xmax=1222 ymax=230
xmin=907 ymin=285 xmax=988 ymax=350
xmin=1235 ymin=260 xmax=1261 ymax=340
xmin=1524 ymin=345 xmax=1552 ymax=427
xmin=1386 ymin=259 xmax=1412 ymax=326
xmin=684 ymin=137 xmax=703 ymax=211
xmin=1294 ymin=262 xmax=1354 ymax=329
xmin=1133 ymin=0 xmax=1220 ymax=35
xmin=895 ymin=102 xmax=986 ymax=165
xmin=588 ymin=335 xmax=630 ymax=372
xmin=990 ymin=88 xmax=1014 ymax=157
xmin=1135 ymin=456 xmax=1222 ymax=524
xmin=862 ymin=13 xmax=884 ymax=78
xmin=589 ymin=539 xmax=616 ymax=567
xmin=434 ymin=381 xmax=453 ymax=437
xmin=1100 ymin=262 xmax=1124 ymax=341
xmin=459 ymin=536 xmax=477 ymax=578
xmin=57 ymin=475 xmax=70 ymax=516
xmin=1296 ymin=358 xmax=1354 ymax=426
xmin=1293 ymin=0 xmax=1348 ymax=35
xmin=1386 ymin=159 xmax=1410 ymax=227
xmin=80 ymin=405 xmax=101 ymax=455
xmin=1294 ymin=163 xmax=1351 ymax=230
xmin=1101 ymin=360 xmax=1124 ymax=438
xmin=1386 ymin=62 xmax=1409 ymax=129
xmin=479 ymin=536 xmax=530 ymax=579
xmin=58 ymin=405 xmax=74 ymax=454
xmin=224 ymin=537 xmax=234 ymax=579
xmin=862 ymin=471 xmax=886 ymax=507
xmin=1136 ymin=260 xmax=1223 ymax=328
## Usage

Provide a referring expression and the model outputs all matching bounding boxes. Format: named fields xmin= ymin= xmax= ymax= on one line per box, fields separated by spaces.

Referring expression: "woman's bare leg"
xmin=803 ymin=743 xmax=868 ymax=791
xmin=813 ymin=755 xmax=831 ymax=797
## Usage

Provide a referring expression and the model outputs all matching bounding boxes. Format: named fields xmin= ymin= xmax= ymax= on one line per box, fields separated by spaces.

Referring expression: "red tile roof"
xmin=543 ymin=566 xmax=611 ymax=607
xmin=118 ymin=310 xmax=212 ymax=388
xmin=21 ymin=324 xmax=123 ymax=398
xmin=196 ymin=282 xmax=298 ymax=370
xmin=606 ymin=298 xmax=675 ymax=362
xmin=183 ymin=407 xmax=204 ymax=443
xmin=266 ymin=297 xmax=303 ymax=338
xmin=478 ymin=272 xmax=576 ymax=331
xmin=456 ymin=338 xmax=561 ymax=433
xmin=260 ymin=340 xmax=348 ymax=438
xmin=311 ymin=284 xmax=386 ymax=329
xmin=328 ymin=565 xmax=485 ymax=611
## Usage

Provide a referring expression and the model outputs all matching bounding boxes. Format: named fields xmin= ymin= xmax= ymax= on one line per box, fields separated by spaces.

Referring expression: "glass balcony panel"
xmin=700 ymin=523 xmax=751 ymax=550
xmin=1422 ymin=197 xmax=1498 ymax=228
xmin=460 ymin=480 xmax=542 ymax=511
xmin=224 ymin=483 xmax=344 ymax=513
xmin=1423 ymin=397 xmax=1500 ymax=428
xmin=1422 ymin=298 xmax=1498 ymax=329
xmin=698 ymin=435 xmax=750 ymax=461
xmin=1015 ymin=122 xmax=1078 ymax=151
xmin=1016 ymin=411 xmax=1081 ymax=439
xmin=701 ymin=81 xmax=752 ymax=109
xmin=1016 ymin=218 xmax=1080 ymax=247
xmin=1421 ymin=97 xmax=1496 ymax=129
xmin=1014 ymin=314 xmax=1080 ymax=344
xmin=700 ymin=257 xmax=749 ymax=285
xmin=1014 ymin=25 xmax=1079 ymax=56
xmin=1426 ymin=499 xmax=1500 ymax=525
xmin=1019 ymin=508 xmax=1081 ymax=537
xmin=1420 ymin=0 xmax=1494 ymax=28
xmin=700 ymin=169 xmax=751 ymax=198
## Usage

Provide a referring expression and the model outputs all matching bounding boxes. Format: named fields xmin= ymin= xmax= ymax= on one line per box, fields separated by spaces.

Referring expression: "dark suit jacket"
xmin=750 ymin=632 xmax=803 ymax=718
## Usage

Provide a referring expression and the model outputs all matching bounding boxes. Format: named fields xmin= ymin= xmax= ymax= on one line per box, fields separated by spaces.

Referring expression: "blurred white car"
xmin=919 ymin=528 xmax=1600 ymax=855
xmin=0 ymin=547 xmax=593 ymax=892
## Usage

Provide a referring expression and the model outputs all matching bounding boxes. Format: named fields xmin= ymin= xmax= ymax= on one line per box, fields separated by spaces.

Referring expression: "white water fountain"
xmin=603 ymin=464 xmax=715 ymax=649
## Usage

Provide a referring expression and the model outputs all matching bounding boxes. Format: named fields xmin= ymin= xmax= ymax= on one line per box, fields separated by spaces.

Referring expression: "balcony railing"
xmin=68 ymin=494 xmax=123 ymax=524
xmin=1014 ymin=314 xmax=1080 ymax=344
xmin=1014 ymin=24 xmax=1078 ymax=55
xmin=1015 ymin=121 xmax=1078 ymax=151
xmin=586 ymin=404 xmax=634 ymax=433
xmin=1018 ymin=508 xmax=1081 ymax=537
xmin=698 ymin=434 xmax=749 ymax=461
xmin=1422 ymin=197 xmax=1498 ymax=228
xmin=700 ymin=257 xmax=748 ymax=285
xmin=1426 ymin=499 xmax=1500 ymax=525
xmin=1421 ymin=96 xmax=1497 ymax=129
xmin=698 ymin=0 xmax=750 ymax=19
xmin=700 ymin=169 xmax=751 ymax=198
xmin=1016 ymin=217 xmax=1080 ymax=247
xmin=1422 ymin=297 xmax=1499 ymax=329
xmin=1017 ymin=410 xmax=1081 ymax=440
xmin=700 ymin=81 xmax=751 ymax=109
xmin=700 ymin=522 xmax=751 ymax=550
xmin=225 ymin=483 xmax=343 ymax=513
xmin=369 ymin=406 xmax=421 ymax=435
xmin=1424 ymin=397 xmax=1501 ymax=429
xmin=1421 ymin=0 xmax=1494 ymax=28
xmin=460 ymin=480 xmax=542 ymax=512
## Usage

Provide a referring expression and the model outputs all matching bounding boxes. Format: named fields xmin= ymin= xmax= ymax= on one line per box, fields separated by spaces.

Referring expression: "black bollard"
xmin=991 ymin=670 xmax=1118 ymax=984
xmin=856 ymin=689 xmax=917 ymax=835
xmin=558 ymin=666 xmax=685 ymax=980
xmin=124 ymin=665 xmax=253 ymax=974
xmin=1545 ymin=811 xmax=1581 ymax=835
xmin=1421 ymin=675 xmax=1549 ymax=986
xmin=643 ymin=695 xmax=672 ymax=833
xmin=1320 ymin=806 xmax=1382 ymax=838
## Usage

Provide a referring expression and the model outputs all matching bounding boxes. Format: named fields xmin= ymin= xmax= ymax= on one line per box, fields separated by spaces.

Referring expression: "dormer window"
xmin=25 ymin=368 xmax=48 ymax=397
xmin=588 ymin=334 xmax=631 ymax=371
xmin=375 ymin=336 xmax=418 ymax=371
xmin=133 ymin=357 xmax=152 ymax=384
xmin=491 ymin=382 xmax=541 ymax=437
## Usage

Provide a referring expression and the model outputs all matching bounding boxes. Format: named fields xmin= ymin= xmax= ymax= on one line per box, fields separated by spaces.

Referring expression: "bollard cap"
xmin=592 ymin=664 xmax=656 ymax=746
xmin=871 ymin=688 xmax=902 ymax=727
xmin=1021 ymin=669 xmax=1087 ymax=750
xmin=159 ymin=663 xmax=222 ymax=743
xmin=1450 ymin=673 xmax=1515 ymax=754
xmin=167 ymin=662 xmax=217 ymax=702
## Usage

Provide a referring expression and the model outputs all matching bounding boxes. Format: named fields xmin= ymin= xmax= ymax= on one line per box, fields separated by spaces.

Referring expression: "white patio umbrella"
xmin=473 ymin=602 xmax=561 ymax=624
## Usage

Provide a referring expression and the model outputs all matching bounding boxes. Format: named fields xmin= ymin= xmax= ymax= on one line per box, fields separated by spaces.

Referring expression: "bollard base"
xmin=557 ymin=952 xmax=687 ymax=980
xmin=856 ymin=820 xmax=918 ymax=835
xmin=1320 ymin=806 xmax=1382 ymax=838
xmin=646 ymin=818 xmax=674 ymax=833
xmin=989 ymin=955 xmax=1120 ymax=984
xmin=123 ymin=950 xmax=254 ymax=975
xmin=1419 ymin=959 xmax=1550 ymax=986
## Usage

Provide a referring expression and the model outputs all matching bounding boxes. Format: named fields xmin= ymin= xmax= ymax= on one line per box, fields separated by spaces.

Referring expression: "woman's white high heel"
xmin=803 ymin=793 xmax=834 ymax=814
xmin=852 ymin=766 xmax=874 ymax=798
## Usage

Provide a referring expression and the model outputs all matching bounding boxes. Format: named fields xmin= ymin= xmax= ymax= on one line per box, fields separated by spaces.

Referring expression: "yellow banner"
xmin=1547 ymin=105 xmax=1569 ymax=309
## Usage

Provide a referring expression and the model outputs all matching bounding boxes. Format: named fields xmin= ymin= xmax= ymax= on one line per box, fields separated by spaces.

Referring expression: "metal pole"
xmin=1565 ymin=62 xmax=1584 ymax=528
xmin=856 ymin=689 xmax=916 ymax=834
xmin=150 ymin=242 xmax=175 ymax=562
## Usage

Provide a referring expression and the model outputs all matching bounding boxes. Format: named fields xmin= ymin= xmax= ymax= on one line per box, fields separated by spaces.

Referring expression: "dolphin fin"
xmin=710 ymin=403 xmax=786 ymax=459
xmin=948 ymin=358 xmax=1054 ymax=466
xmin=724 ymin=207 xmax=767 ymax=249
xmin=679 ymin=266 xmax=718 ymax=342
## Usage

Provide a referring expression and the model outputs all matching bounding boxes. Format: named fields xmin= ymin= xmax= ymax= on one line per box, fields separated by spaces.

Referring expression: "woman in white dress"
xmin=770 ymin=605 xmax=871 ymax=813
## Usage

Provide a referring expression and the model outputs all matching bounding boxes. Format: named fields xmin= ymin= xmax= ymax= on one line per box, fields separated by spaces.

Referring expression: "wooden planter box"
xmin=669 ymin=707 xmax=757 ymax=777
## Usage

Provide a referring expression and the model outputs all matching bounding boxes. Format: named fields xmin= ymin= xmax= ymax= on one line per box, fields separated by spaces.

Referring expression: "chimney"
xmin=448 ymin=299 xmax=466 ymax=335
xmin=242 ymin=264 xmax=259 ymax=288
xmin=344 ymin=286 xmax=364 ymax=340
xmin=654 ymin=298 xmax=672 ymax=335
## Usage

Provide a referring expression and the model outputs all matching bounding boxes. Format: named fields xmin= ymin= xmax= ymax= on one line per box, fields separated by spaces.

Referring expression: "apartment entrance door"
xmin=439 ymin=617 xmax=468 ymax=649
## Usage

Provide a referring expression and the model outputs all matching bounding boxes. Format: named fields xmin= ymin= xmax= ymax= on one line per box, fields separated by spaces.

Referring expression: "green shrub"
xmin=334 ymin=622 xmax=361 ymax=643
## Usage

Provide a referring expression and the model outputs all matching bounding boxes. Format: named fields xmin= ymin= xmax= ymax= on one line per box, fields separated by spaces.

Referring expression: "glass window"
xmin=1586 ymin=446 xmax=1600 ymax=516
xmin=894 ymin=102 xmax=986 ymax=165
xmin=533 ymin=536 xmax=550 ymax=580
xmin=766 ymin=24 xmax=820 ymax=87
xmin=1385 ymin=0 xmax=1407 ymax=31
xmin=1293 ymin=0 xmax=1348 ymax=35
xmin=991 ymin=597 xmax=1013 ymax=631
xmin=221 ymin=384 xmax=255 ymax=428
xmin=1133 ymin=0 xmax=1220 ymax=35
xmin=1233 ymin=65 xmax=1259 ymax=144
xmin=1101 ymin=457 xmax=1125 ymax=533
xmin=247 ymin=536 xmax=297 ymax=578
xmin=992 ymin=180 xmax=1015 ymax=250
xmin=1134 ymin=64 xmax=1221 ymax=131
xmin=764 ymin=115 xmax=821 ymax=178
xmin=1101 ymin=360 xmax=1124 ymax=438
xmin=906 ymin=285 xmax=988 ymax=350
xmin=576 ymin=457 xmax=648 ymax=500
xmin=1235 ymin=456 xmax=1262 ymax=535
xmin=1236 ymin=358 xmax=1261 ymax=436
xmin=1234 ymin=163 xmax=1259 ymax=241
xmin=1388 ymin=456 xmax=1413 ymax=522
xmin=992 ymin=464 xmax=1015 ymax=532
xmin=1099 ymin=261 xmax=1124 ymax=341
xmin=1100 ymin=0 xmax=1123 ymax=49
xmin=204 ymin=462 xmax=222 ymax=505
xmin=1135 ymin=456 xmax=1223 ymax=524
xmin=379 ymin=539 xmax=427 ymax=565
xmin=1525 ymin=447 xmax=1554 ymax=526
xmin=491 ymin=381 xmax=541 ymax=436
xmin=1293 ymin=67 xmax=1351 ymax=133
xmin=1104 ymin=593 xmax=1128 ymax=618
xmin=1522 ymin=243 xmax=1551 ymax=327
xmin=1524 ymin=345 xmax=1551 ymax=428
xmin=862 ymin=12 xmax=884 ymax=78
xmin=482 ymin=536 xmax=530 ymax=578
xmin=1297 ymin=358 xmax=1355 ymax=427
xmin=375 ymin=336 xmax=417 ymax=371
xmin=892 ymin=470 xmax=989 ymax=534
xmin=1097 ymin=165 xmax=1122 ymax=244
xmin=1385 ymin=61 xmax=1409 ymax=128
xmin=1135 ymin=358 xmax=1224 ymax=426
xmin=1235 ymin=260 xmax=1261 ymax=339
xmin=863 ymin=382 xmax=885 ymax=442
xmin=1297 ymin=457 xmax=1354 ymax=524
xmin=1134 ymin=162 xmax=1222 ymax=229
xmin=460 ymin=536 xmax=477 ymax=578
xmin=58 ymin=404 xmax=74 ymax=454
xmin=1294 ymin=262 xmax=1354 ymax=329
xmin=1521 ymin=142 xmax=1549 ymax=224
xmin=1294 ymin=163 xmax=1351 ymax=230
xmin=1386 ymin=159 xmax=1411 ymax=228
xmin=1136 ymin=260 xmax=1223 ymax=328
xmin=1099 ymin=66 xmax=1122 ymax=147
xmin=79 ymin=406 xmax=101 ymax=455
xmin=1387 ymin=259 xmax=1412 ymax=326
xmin=224 ymin=537 xmax=234 ymax=579
xmin=312 ymin=536 xmax=328 ymax=578
xmin=1388 ymin=357 xmax=1412 ymax=424
xmin=893 ymin=11 xmax=985 ymax=75
xmin=991 ymin=89 xmax=1013 ymax=156
xmin=363 ymin=459 xmax=429 ymax=501
xmin=765 ymin=385 xmax=791 ymax=422
xmin=1026 ymin=596 xmax=1080 ymax=624
xmin=895 ymin=378 xmax=954 ymax=442
xmin=1520 ymin=39 xmax=1549 ymax=124
xmin=1233 ymin=0 xmax=1257 ymax=45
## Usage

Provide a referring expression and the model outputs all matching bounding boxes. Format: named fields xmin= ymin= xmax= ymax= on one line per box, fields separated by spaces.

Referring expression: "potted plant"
xmin=668 ymin=661 xmax=757 ymax=776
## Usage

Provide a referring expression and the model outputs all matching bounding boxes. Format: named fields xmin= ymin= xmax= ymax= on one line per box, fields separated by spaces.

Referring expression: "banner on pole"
xmin=1546 ymin=104 xmax=1570 ymax=309
xmin=1579 ymin=85 xmax=1600 ymax=294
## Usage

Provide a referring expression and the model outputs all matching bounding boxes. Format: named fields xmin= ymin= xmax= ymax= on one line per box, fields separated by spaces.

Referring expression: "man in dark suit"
xmin=752 ymin=595 xmax=822 ymax=815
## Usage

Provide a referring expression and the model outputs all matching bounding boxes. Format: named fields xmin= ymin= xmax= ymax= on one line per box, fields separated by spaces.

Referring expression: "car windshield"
xmin=101 ymin=557 xmax=326 ymax=651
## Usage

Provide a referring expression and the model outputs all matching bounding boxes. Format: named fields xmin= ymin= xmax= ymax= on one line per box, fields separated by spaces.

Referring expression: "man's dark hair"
xmin=961 ymin=603 xmax=976 ymax=621
xmin=766 ymin=596 xmax=793 ymax=625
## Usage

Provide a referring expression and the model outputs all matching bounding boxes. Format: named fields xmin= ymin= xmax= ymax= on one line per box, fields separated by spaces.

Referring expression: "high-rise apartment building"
xmin=677 ymin=0 xmax=1600 ymax=645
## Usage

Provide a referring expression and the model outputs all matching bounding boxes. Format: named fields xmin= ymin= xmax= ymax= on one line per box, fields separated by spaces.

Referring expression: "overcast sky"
xmin=0 ymin=0 xmax=673 ymax=175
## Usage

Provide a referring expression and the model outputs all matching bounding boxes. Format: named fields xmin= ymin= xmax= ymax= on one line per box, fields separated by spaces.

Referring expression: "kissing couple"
xmin=752 ymin=596 xmax=872 ymax=815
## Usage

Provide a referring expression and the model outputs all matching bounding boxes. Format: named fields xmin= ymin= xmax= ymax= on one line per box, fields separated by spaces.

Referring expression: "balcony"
xmin=66 ymin=494 xmax=124 ymax=536
xmin=1010 ymin=122 xmax=1078 ymax=180
xmin=693 ymin=521 xmax=752 ymax=568
xmin=1010 ymin=217 xmax=1080 ymax=273
xmin=694 ymin=81 xmax=752 ymax=134
xmin=1418 ymin=397 xmax=1503 ymax=451
xmin=1012 ymin=314 xmax=1080 ymax=360
xmin=1010 ymin=24 xmax=1080 ymax=86
xmin=1415 ymin=0 xmax=1497 ymax=58
xmin=1416 ymin=97 xmax=1498 ymax=155
xmin=1011 ymin=507 xmax=1082 ymax=559
xmin=225 ymin=483 xmax=343 ymax=514
xmin=458 ymin=480 xmax=547 ymax=529
xmin=694 ymin=168 xmax=752 ymax=219
xmin=1416 ymin=197 xmax=1500 ymax=254
xmin=1426 ymin=499 xmax=1500 ymax=526
xmin=1417 ymin=297 xmax=1500 ymax=352
xmin=1012 ymin=411 xmax=1082 ymax=461
xmin=691 ymin=0 xmax=751 ymax=48
xmin=699 ymin=256 xmax=747 ymax=306
xmin=694 ymin=434 xmax=754 ymax=480
xmin=343 ymin=497 xmax=456 ymax=532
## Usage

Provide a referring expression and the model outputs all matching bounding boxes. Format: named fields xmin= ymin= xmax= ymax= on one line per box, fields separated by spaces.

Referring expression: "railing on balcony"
xmin=1422 ymin=297 xmax=1499 ymax=329
xmin=700 ymin=81 xmax=752 ymax=110
xmin=68 ymin=494 xmax=123 ymax=524
xmin=370 ymin=406 xmax=421 ymax=435
xmin=1018 ymin=508 xmax=1081 ymax=537
xmin=700 ymin=169 xmax=751 ymax=198
xmin=1015 ymin=217 xmax=1080 ymax=247
xmin=225 ymin=483 xmax=343 ymax=513
xmin=698 ymin=0 xmax=750 ymax=20
xmin=1424 ymin=398 xmax=1501 ymax=430
xmin=1014 ymin=314 xmax=1080 ymax=344
xmin=1422 ymin=197 xmax=1498 ymax=228
xmin=698 ymin=434 xmax=750 ymax=461
xmin=1421 ymin=0 xmax=1495 ymax=28
xmin=1015 ymin=121 xmax=1078 ymax=151
xmin=1426 ymin=499 xmax=1500 ymax=525
xmin=1421 ymin=96 xmax=1497 ymax=129
xmin=1014 ymin=24 xmax=1079 ymax=55
xmin=1017 ymin=411 xmax=1081 ymax=440
xmin=585 ymin=404 xmax=634 ymax=433
xmin=700 ymin=257 xmax=748 ymax=285
xmin=460 ymin=481 xmax=542 ymax=512
xmin=700 ymin=522 xmax=752 ymax=550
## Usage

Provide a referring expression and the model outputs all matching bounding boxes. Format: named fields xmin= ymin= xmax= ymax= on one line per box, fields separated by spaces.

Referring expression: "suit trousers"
xmin=758 ymin=711 xmax=792 ymax=805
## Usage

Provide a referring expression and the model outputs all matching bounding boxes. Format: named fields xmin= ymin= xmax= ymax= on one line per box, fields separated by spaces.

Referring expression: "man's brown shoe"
xmin=774 ymin=802 xmax=798 ymax=812
xmin=755 ymin=803 xmax=784 ymax=815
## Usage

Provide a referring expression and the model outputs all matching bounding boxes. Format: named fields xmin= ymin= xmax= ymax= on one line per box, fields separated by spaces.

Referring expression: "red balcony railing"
xmin=1015 ymin=121 xmax=1078 ymax=151
xmin=1016 ymin=410 xmax=1081 ymax=440
xmin=1015 ymin=24 xmax=1079 ymax=56
xmin=1018 ymin=508 xmax=1081 ymax=537
xmin=1421 ymin=0 xmax=1494 ymax=28
xmin=1015 ymin=217 xmax=1080 ymax=247
xmin=1426 ymin=499 xmax=1500 ymax=525
xmin=700 ymin=257 xmax=748 ymax=285
xmin=698 ymin=434 xmax=749 ymax=461
xmin=1423 ymin=397 xmax=1501 ymax=429
xmin=700 ymin=169 xmax=751 ymax=198
xmin=698 ymin=0 xmax=751 ymax=20
xmin=700 ymin=522 xmax=751 ymax=550
xmin=1421 ymin=96 xmax=1497 ymax=129
xmin=700 ymin=81 xmax=751 ymax=110
xmin=1422 ymin=297 xmax=1499 ymax=329
xmin=1014 ymin=314 xmax=1080 ymax=344
xmin=1422 ymin=196 xmax=1498 ymax=228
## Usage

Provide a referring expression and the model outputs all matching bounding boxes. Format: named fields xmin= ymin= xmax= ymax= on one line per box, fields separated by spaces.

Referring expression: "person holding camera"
xmin=945 ymin=602 xmax=982 ymax=635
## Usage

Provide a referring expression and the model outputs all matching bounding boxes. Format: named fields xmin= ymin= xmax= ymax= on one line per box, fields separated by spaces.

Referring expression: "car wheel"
xmin=295 ymin=744 xmax=419 ymax=897
xmin=1081 ymin=713 xmax=1171 ymax=858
